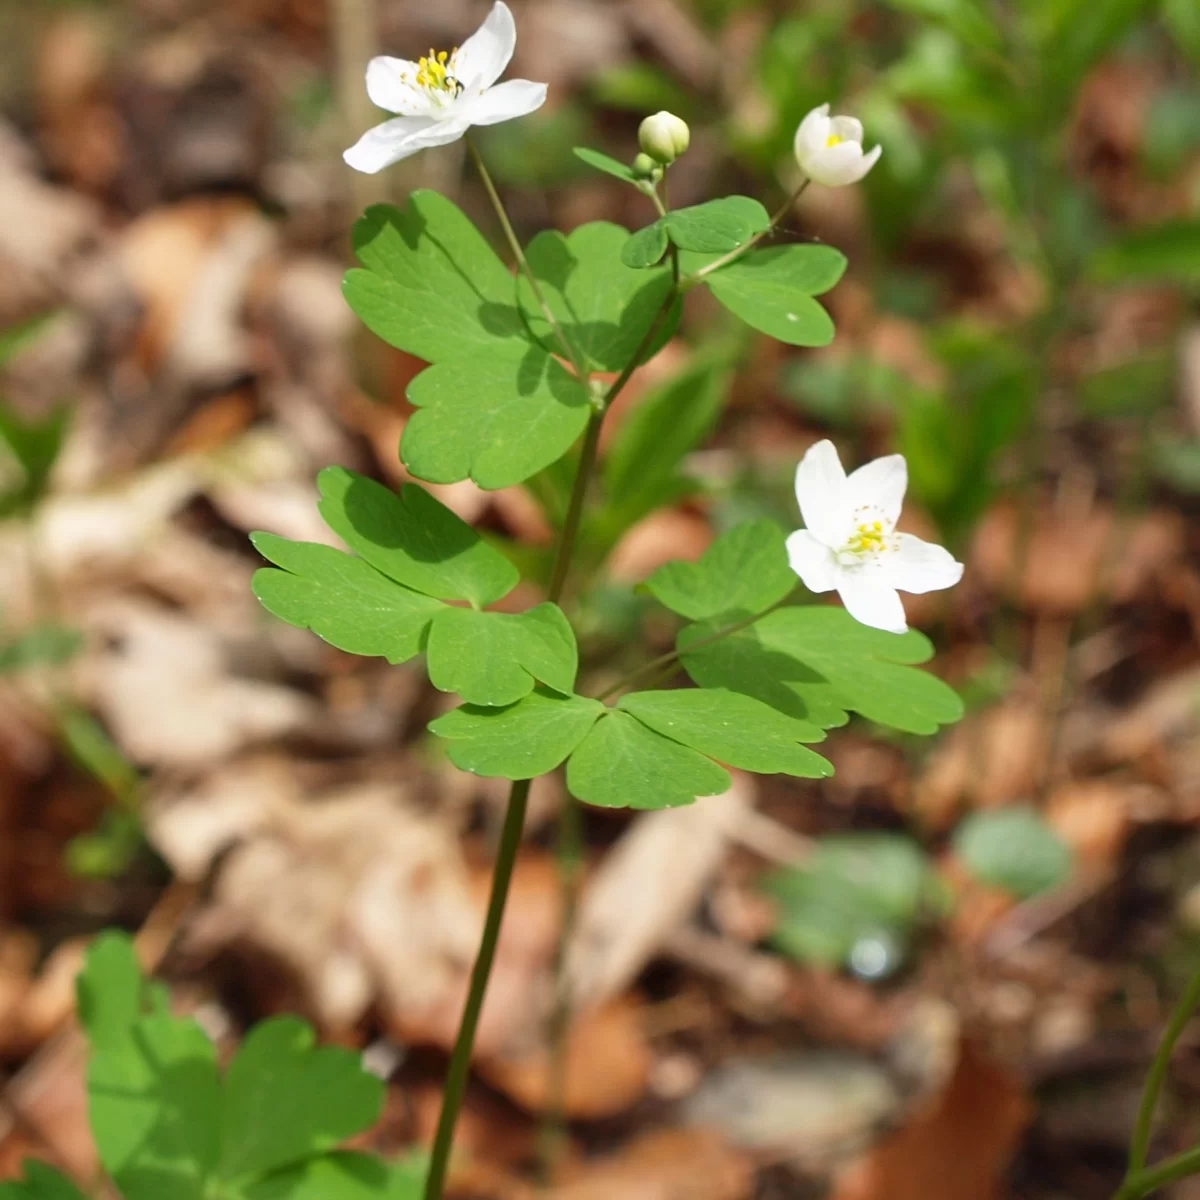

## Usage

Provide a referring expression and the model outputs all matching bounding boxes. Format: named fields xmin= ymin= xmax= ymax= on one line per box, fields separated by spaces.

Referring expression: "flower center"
xmin=845 ymin=519 xmax=886 ymax=555
xmin=415 ymin=47 xmax=462 ymax=95
xmin=825 ymin=133 xmax=844 ymax=148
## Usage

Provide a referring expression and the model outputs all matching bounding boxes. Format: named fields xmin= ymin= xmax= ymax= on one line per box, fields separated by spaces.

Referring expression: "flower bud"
xmin=631 ymin=152 xmax=661 ymax=179
xmin=638 ymin=111 xmax=690 ymax=165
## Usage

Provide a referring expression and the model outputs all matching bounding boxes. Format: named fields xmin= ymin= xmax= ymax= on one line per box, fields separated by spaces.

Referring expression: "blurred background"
xmin=1 ymin=0 xmax=1200 ymax=1196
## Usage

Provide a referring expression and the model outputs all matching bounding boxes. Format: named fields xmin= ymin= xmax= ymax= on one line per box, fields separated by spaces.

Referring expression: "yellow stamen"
xmin=846 ymin=520 xmax=885 ymax=554
xmin=825 ymin=133 xmax=843 ymax=148
xmin=415 ymin=46 xmax=461 ymax=94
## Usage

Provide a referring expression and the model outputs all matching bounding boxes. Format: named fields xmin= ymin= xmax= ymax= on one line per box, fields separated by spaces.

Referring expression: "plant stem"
xmin=686 ymin=178 xmax=810 ymax=286
xmin=595 ymin=592 xmax=794 ymax=703
xmin=423 ymin=778 xmax=531 ymax=1200
xmin=1125 ymin=964 xmax=1200 ymax=1178
xmin=1117 ymin=1145 xmax=1200 ymax=1200
xmin=464 ymin=135 xmax=585 ymax=378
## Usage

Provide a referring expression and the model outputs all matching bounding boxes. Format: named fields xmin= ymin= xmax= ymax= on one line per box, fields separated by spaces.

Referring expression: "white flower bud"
xmin=793 ymin=103 xmax=881 ymax=188
xmin=638 ymin=111 xmax=690 ymax=165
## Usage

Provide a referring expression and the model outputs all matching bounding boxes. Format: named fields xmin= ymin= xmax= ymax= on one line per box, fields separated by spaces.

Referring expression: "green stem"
xmin=685 ymin=178 xmax=810 ymax=287
xmin=465 ymin=135 xmax=586 ymax=378
xmin=595 ymin=591 xmax=794 ymax=703
xmin=423 ymin=779 xmax=531 ymax=1200
xmin=1125 ymin=965 xmax=1200 ymax=1176
xmin=1117 ymin=1146 xmax=1200 ymax=1200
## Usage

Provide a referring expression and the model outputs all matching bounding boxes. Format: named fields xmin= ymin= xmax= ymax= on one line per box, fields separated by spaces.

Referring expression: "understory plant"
xmin=18 ymin=4 xmax=1198 ymax=1200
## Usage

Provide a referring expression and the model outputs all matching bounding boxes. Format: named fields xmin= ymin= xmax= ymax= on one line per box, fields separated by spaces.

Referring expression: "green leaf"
xmin=617 ymin=688 xmax=832 ymax=778
xmin=89 ymin=1014 xmax=222 ymax=1200
xmin=518 ymin=222 xmax=678 ymax=372
xmin=219 ymin=1017 xmax=384 ymax=1185
xmin=566 ymin=710 xmax=730 ymax=809
xmin=76 ymin=932 xmax=166 ymax=1053
xmin=0 ymin=403 xmax=70 ymax=516
xmin=0 ymin=311 xmax=61 ymax=367
xmin=316 ymin=468 xmax=517 ymax=608
xmin=643 ymin=520 xmax=795 ymax=622
xmin=1092 ymin=219 xmax=1200 ymax=285
xmin=343 ymin=193 xmax=528 ymax=363
xmin=0 ymin=624 xmax=83 ymax=673
xmin=0 ymin=1162 xmax=87 ymax=1200
xmin=952 ymin=807 xmax=1072 ymax=898
xmin=765 ymin=833 xmax=938 ymax=969
xmin=403 ymin=342 xmax=591 ymax=489
xmin=680 ymin=606 xmax=964 ymax=734
xmin=620 ymin=221 xmax=670 ymax=269
xmin=430 ymin=688 xmax=605 ymax=778
xmin=426 ymin=603 xmax=577 ymax=705
xmin=251 ymin=534 xmax=443 ymax=664
xmin=704 ymin=244 xmax=846 ymax=347
xmin=572 ymin=146 xmax=639 ymax=183
xmin=663 ymin=197 xmax=770 ymax=254
xmin=602 ymin=352 xmax=730 ymax=528
xmin=238 ymin=1152 xmax=421 ymax=1200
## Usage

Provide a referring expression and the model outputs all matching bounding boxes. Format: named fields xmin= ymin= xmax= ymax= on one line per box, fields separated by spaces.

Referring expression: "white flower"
xmin=344 ymin=1 xmax=547 ymax=174
xmin=785 ymin=440 xmax=963 ymax=634
xmin=793 ymin=103 xmax=882 ymax=188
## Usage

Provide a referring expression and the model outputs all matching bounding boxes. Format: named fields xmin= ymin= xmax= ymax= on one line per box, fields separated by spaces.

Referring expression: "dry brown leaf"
xmin=606 ymin=508 xmax=713 ymax=584
xmin=829 ymin=1040 xmax=1031 ymax=1200
xmin=1045 ymin=780 xmax=1131 ymax=867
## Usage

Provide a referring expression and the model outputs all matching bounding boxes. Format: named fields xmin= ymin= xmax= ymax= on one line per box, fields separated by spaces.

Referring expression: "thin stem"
xmin=1126 ymin=965 xmax=1200 ymax=1175
xmin=686 ymin=178 xmax=811 ymax=286
xmin=595 ymin=592 xmax=794 ymax=703
xmin=331 ymin=0 xmax=385 ymax=213
xmin=1117 ymin=1146 xmax=1200 ymax=1200
xmin=465 ymin=135 xmax=585 ymax=378
xmin=423 ymin=779 xmax=531 ymax=1200
xmin=539 ymin=790 xmax=585 ymax=1184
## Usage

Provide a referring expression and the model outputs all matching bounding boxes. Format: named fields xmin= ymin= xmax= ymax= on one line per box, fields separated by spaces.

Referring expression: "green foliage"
xmin=403 ymin=343 xmax=591 ymax=488
xmin=566 ymin=708 xmax=731 ymax=809
xmin=621 ymin=221 xmax=670 ymax=268
xmin=699 ymin=244 xmax=847 ymax=347
xmin=518 ymin=222 xmax=679 ymax=370
xmin=766 ymin=833 xmax=941 ymax=969
xmin=430 ymin=689 xmax=605 ymax=778
xmin=0 ymin=1162 xmax=87 ymax=1200
xmin=617 ymin=688 xmax=832 ymax=777
xmin=425 ymin=603 xmax=577 ymax=706
xmin=680 ymin=606 xmax=964 ymax=734
xmin=952 ymin=807 xmax=1073 ymax=898
xmin=643 ymin=520 xmax=795 ymax=621
xmin=0 ymin=623 xmax=82 ymax=673
xmin=76 ymin=934 xmax=395 ymax=1200
xmin=572 ymin=146 xmax=640 ymax=184
xmin=0 ymin=404 xmax=70 ymax=517
xmin=1092 ymin=219 xmax=1200 ymax=285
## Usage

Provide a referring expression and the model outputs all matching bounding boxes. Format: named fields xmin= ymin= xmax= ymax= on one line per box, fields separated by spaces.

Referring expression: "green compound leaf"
xmin=704 ymin=244 xmax=847 ymax=347
xmin=403 ymin=342 xmax=591 ymax=489
xmin=566 ymin=710 xmax=730 ymax=809
xmin=89 ymin=1014 xmax=222 ymax=1200
xmin=680 ymin=606 xmax=963 ymax=734
xmin=518 ymin=222 xmax=679 ymax=371
xmin=251 ymin=534 xmax=443 ymax=664
xmin=238 ymin=1152 xmax=422 ymax=1200
xmin=617 ymin=688 xmax=832 ymax=778
xmin=343 ymin=193 xmax=528 ymax=363
xmin=430 ymin=688 xmax=605 ymax=778
xmin=317 ymin=467 xmax=517 ymax=608
xmin=643 ymin=520 xmax=795 ymax=622
xmin=0 ymin=1162 xmax=87 ymax=1200
xmin=219 ymin=1018 xmax=385 ymax=1185
xmin=765 ymin=833 xmax=940 ymax=969
xmin=952 ymin=807 xmax=1072 ymax=899
xmin=664 ymin=197 xmax=770 ymax=254
xmin=426 ymin=603 xmax=578 ymax=706
xmin=620 ymin=221 xmax=670 ymax=269
xmin=572 ymin=146 xmax=639 ymax=183
xmin=76 ymin=931 xmax=168 ymax=1053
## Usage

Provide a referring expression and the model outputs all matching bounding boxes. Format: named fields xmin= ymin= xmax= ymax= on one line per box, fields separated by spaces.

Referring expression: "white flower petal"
xmin=847 ymin=453 xmax=907 ymax=526
xmin=879 ymin=533 xmax=964 ymax=595
xmin=836 ymin=573 xmax=908 ymax=634
xmin=829 ymin=115 xmax=863 ymax=145
xmin=365 ymin=57 xmax=432 ymax=115
xmin=804 ymin=140 xmax=871 ymax=187
xmin=462 ymin=78 xmax=547 ymax=126
xmin=343 ymin=115 xmax=467 ymax=174
xmin=455 ymin=0 xmax=516 ymax=92
xmin=785 ymin=529 xmax=840 ymax=593
xmin=794 ymin=439 xmax=853 ymax=549
xmin=854 ymin=143 xmax=882 ymax=182
xmin=794 ymin=103 xmax=832 ymax=162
